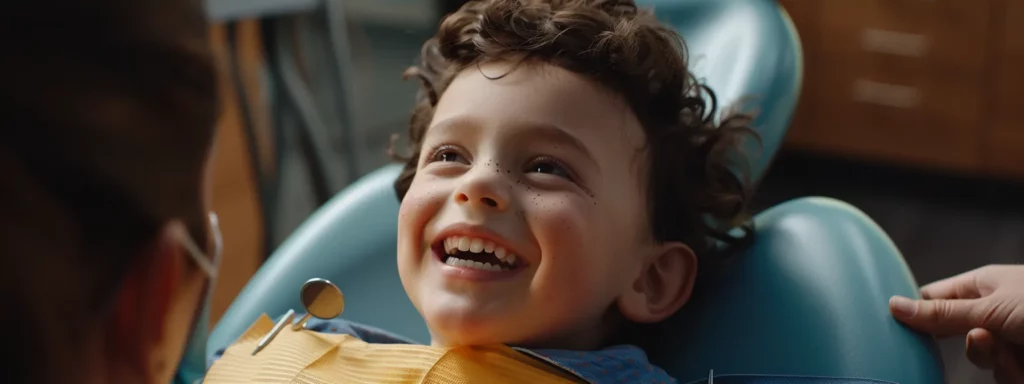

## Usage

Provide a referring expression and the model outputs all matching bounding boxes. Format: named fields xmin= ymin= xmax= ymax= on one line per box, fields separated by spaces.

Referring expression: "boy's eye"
xmin=429 ymin=145 xmax=468 ymax=164
xmin=526 ymin=159 xmax=572 ymax=180
xmin=438 ymin=151 xmax=461 ymax=162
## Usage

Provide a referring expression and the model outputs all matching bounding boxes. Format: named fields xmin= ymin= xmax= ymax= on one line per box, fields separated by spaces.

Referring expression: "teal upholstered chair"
xmin=183 ymin=0 xmax=946 ymax=383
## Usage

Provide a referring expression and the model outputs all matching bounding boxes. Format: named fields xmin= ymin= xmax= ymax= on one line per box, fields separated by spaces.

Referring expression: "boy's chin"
xmin=425 ymin=310 xmax=527 ymax=347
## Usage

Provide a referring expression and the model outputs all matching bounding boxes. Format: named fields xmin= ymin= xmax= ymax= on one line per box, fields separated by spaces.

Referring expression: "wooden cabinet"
xmin=781 ymin=0 xmax=1024 ymax=178
xmin=986 ymin=0 xmax=1024 ymax=177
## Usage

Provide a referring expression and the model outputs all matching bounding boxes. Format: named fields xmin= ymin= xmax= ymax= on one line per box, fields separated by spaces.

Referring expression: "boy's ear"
xmin=617 ymin=242 xmax=697 ymax=324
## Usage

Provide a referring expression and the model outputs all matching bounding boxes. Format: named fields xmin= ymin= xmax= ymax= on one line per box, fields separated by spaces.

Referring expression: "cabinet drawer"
xmin=809 ymin=60 xmax=985 ymax=170
xmin=820 ymin=0 xmax=992 ymax=75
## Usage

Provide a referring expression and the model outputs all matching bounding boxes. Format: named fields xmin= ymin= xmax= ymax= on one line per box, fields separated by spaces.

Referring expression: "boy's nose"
xmin=453 ymin=172 xmax=509 ymax=212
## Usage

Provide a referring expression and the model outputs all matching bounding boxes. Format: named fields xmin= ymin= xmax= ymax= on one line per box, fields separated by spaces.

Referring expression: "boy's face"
xmin=397 ymin=61 xmax=694 ymax=349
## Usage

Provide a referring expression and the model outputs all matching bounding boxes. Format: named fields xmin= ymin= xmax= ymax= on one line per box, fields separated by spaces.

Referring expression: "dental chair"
xmin=188 ymin=0 xmax=945 ymax=383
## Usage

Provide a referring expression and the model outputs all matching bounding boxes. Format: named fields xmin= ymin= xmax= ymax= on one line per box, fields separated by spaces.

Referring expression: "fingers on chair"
xmin=893 ymin=297 xmax=997 ymax=337
xmin=920 ymin=267 xmax=991 ymax=300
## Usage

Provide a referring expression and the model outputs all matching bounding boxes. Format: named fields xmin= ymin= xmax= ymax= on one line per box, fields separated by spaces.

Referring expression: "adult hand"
xmin=889 ymin=265 xmax=1024 ymax=383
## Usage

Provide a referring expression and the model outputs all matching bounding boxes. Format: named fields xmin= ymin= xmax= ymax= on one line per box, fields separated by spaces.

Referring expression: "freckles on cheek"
xmin=528 ymin=193 xmax=589 ymax=237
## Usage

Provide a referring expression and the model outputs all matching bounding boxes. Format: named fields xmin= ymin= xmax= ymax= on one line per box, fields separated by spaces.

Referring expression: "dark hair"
xmin=0 ymin=0 xmax=218 ymax=382
xmin=393 ymin=0 xmax=756 ymax=261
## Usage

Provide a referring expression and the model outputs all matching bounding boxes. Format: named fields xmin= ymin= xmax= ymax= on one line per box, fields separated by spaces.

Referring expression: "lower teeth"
xmin=445 ymin=257 xmax=507 ymax=271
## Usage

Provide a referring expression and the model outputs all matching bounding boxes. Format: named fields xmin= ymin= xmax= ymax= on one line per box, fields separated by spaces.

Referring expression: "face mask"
xmin=171 ymin=213 xmax=222 ymax=384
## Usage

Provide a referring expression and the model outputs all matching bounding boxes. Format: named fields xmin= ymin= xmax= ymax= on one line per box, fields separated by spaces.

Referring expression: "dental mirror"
xmin=292 ymin=278 xmax=345 ymax=330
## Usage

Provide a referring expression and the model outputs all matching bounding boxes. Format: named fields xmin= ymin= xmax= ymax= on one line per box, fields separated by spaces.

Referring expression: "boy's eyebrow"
xmin=515 ymin=123 xmax=599 ymax=171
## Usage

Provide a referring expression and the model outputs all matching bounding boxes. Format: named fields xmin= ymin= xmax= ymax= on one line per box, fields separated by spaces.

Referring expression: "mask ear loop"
xmin=172 ymin=213 xmax=222 ymax=279
xmin=208 ymin=212 xmax=224 ymax=270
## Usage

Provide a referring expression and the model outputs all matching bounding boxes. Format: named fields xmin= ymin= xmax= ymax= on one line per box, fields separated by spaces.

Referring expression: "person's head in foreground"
xmin=392 ymin=0 xmax=756 ymax=351
xmin=0 ymin=1 xmax=220 ymax=383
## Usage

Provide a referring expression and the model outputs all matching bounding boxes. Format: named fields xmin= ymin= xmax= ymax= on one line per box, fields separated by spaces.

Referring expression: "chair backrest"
xmin=201 ymin=1 xmax=944 ymax=383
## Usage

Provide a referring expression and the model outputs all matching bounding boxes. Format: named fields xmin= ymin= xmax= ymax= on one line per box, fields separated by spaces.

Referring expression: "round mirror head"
xmin=299 ymin=278 xmax=344 ymax=319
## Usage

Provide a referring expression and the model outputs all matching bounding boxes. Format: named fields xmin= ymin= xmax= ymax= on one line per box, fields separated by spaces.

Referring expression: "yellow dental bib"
xmin=204 ymin=314 xmax=584 ymax=383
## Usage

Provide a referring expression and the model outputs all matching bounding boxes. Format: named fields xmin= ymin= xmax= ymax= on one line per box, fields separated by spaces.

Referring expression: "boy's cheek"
xmin=399 ymin=182 xmax=448 ymax=219
xmin=531 ymin=197 xmax=642 ymax=277
xmin=397 ymin=184 xmax=449 ymax=257
xmin=529 ymin=203 xmax=591 ymax=260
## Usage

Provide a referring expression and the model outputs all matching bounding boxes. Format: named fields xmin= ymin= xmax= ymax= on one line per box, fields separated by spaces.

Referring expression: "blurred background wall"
xmin=203 ymin=1 xmax=1023 ymax=382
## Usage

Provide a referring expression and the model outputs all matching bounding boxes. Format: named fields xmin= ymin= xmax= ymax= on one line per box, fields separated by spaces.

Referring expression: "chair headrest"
xmin=642 ymin=0 xmax=803 ymax=182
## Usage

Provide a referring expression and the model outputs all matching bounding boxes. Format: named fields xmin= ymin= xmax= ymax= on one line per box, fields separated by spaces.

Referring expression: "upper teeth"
xmin=443 ymin=236 xmax=517 ymax=266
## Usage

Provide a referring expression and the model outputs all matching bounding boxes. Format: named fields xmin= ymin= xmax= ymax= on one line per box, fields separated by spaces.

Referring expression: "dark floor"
xmin=754 ymin=150 xmax=1024 ymax=384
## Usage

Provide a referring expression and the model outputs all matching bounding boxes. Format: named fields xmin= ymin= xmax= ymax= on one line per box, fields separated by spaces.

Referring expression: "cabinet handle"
xmin=853 ymin=80 xmax=922 ymax=109
xmin=861 ymin=28 xmax=930 ymax=57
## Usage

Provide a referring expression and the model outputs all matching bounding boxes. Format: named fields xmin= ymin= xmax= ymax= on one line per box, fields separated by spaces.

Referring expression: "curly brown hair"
xmin=393 ymin=0 xmax=757 ymax=260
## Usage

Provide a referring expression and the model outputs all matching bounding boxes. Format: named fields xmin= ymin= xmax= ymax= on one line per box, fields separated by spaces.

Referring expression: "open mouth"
xmin=434 ymin=236 xmax=521 ymax=272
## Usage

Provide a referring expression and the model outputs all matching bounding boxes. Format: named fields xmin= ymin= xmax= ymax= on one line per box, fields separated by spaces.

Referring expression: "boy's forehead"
xmin=428 ymin=62 xmax=647 ymax=151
